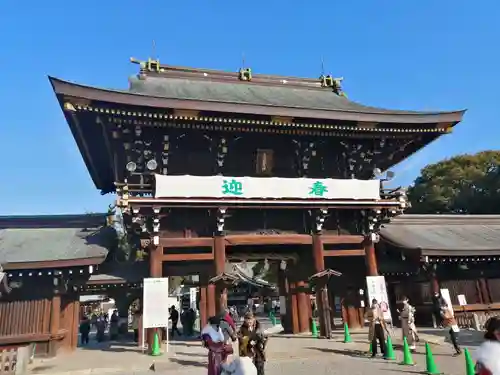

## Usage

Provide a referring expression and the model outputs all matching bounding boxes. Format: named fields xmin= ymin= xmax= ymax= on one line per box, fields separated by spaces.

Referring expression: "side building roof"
xmin=0 ymin=213 xmax=112 ymax=270
xmin=379 ymin=214 xmax=500 ymax=256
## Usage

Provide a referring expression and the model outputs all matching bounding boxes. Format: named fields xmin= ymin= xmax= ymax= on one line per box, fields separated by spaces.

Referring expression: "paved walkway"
xmin=28 ymin=326 xmax=482 ymax=375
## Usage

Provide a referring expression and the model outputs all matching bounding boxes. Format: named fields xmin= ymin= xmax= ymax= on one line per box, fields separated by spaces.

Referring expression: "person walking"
xmin=169 ymin=306 xmax=181 ymax=337
xmin=366 ymin=299 xmax=388 ymax=358
xmin=79 ymin=315 xmax=91 ymax=345
xmin=399 ymin=296 xmax=418 ymax=351
xmin=440 ymin=302 xmax=461 ymax=356
xmin=431 ymin=292 xmax=444 ymax=328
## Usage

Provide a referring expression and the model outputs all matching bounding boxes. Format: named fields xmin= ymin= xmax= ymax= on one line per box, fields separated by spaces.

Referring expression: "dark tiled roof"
xmin=88 ymin=262 xmax=148 ymax=284
xmin=380 ymin=215 xmax=500 ymax=256
xmin=128 ymin=75 xmax=450 ymax=116
xmin=0 ymin=214 xmax=111 ymax=265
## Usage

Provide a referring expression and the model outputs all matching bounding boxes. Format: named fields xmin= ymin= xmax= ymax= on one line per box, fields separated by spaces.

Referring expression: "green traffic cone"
xmin=400 ymin=337 xmax=414 ymax=366
xmin=311 ymin=319 xmax=318 ymax=338
xmin=385 ymin=336 xmax=396 ymax=360
xmin=464 ymin=348 xmax=475 ymax=375
xmin=343 ymin=322 xmax=352 ymax=343
xmin=425 ymin=342 xmax=441 ymax=374
xmin=150 ymin=331 xmax=161 ymax=356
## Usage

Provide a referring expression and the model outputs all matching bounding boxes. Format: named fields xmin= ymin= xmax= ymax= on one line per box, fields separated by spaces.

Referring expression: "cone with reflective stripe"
xmin=425 ymin=342 xmax=441 ymax=374
xmin=343 ymin=322 xmax=352 ymax=343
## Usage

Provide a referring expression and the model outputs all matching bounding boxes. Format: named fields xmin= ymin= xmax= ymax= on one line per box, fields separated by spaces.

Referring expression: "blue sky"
xmin=0 ymin=1 xmax=498 ymax=215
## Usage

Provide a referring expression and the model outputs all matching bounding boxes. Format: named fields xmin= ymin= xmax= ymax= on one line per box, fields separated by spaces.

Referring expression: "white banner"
xmin=189 ymin=288 xmax=197 ymax=310
xmin=440 ymin=288 xmax=454 ymax=316
xmin=366 ymin=276 xmax=392 ymax=323
xmin=143 ymin=278 xmax=170 ymax=328
xmin=154 ymin=175 xmax=380 ymax=200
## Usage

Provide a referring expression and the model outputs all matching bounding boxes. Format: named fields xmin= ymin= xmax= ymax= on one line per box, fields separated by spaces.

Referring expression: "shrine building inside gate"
xmin=50 ymin=57 xmax=464 ymax=346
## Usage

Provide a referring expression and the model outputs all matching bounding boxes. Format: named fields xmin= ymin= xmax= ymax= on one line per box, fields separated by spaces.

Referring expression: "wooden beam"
xmin=225 ymin=234 xmax=312 ymax=246
xmin=322 ymin=235 xmax=364 ymax=244
xmin=159 ymin=237 xmax=213 ymax=248
xmin=161 ymin=253 xmax=214 ymax=262
xmin=323 ymin=249 xmax=365 ymax=257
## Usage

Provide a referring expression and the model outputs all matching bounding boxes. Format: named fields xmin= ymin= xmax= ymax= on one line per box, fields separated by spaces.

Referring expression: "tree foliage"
xmin=407 ymin=151 xmax=500 ymax=214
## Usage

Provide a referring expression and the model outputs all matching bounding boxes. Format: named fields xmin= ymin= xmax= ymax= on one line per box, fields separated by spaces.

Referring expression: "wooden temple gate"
xmin=49 ymin=56 xmax=464 ymax=352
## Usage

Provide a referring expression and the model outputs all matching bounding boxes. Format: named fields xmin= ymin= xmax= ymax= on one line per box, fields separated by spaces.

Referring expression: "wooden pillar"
xmin=207 ymin=285 xmax=216 ymax=317
xmin=277 ymin=267 xmax=292 ymax=333
xmin=312 ymin=233 xmax=330 ymax=337
xmin=364 ymin=237 xmax=378 ymax=276
xmin=289 ymin=281 xmax=299 ymax=334
xmin=147 ymin=245 xmax=162 ymax=352
xmin=479 ymin=278 xmax=490 ymax=304
xmin=214 ymin=236 xmax=227 ymax=313
xmin=71 ymin=299 xmax=80 ymax=350
xmin=296 ymin=280 xmax=310 ymax=333
xmin=199 ymin=286 xmax=208 ymax=327
xmin=430 ymin=273 xmax=440 ymax=295
xmin=49 ymin=293 xmax=61 ymax=356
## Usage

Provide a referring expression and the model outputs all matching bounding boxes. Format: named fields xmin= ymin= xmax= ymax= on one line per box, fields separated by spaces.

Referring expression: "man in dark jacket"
xmin=432 ymin=292 xmax=445 ymax=328
xmin=169 ymin=306 xmax=181 ymax=336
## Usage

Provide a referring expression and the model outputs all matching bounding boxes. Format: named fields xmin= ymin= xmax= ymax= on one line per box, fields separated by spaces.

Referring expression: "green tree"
xmin=407 ymin=150 xmax=500 ymax=214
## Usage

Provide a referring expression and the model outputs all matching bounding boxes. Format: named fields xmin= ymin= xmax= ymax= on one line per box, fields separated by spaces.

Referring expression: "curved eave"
xmin=49 ymin=76 xmax=466 ymax=125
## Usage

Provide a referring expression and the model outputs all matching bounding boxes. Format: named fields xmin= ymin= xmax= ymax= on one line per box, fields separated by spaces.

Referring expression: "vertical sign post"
xmin=366 ymin=276 xmax=392 ymax=325
xmin=143 ymin=278 xmax=170 ymax=354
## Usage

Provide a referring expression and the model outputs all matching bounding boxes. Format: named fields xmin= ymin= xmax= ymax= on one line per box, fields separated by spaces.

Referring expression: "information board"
xmin=366 ymin=276 xmax=392 ymax=323
xmin=143 ymin=278 xmax=170 ymax=328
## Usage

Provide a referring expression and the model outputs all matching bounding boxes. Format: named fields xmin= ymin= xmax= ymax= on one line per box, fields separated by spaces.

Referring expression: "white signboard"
xmin=143 ymin=278 xmax=170 ymax=328
xmin=155 ymin=174 xmax=380 ymax=200
xmin=366 ymin=276 xmax=392 ymax=323
xmin=440 ymin=288 xmax=454 ymax=316
xmin=457 ymin=294 xmax=467 ymax=306
xmin=189 ymin=288 xmax=197 ymax=310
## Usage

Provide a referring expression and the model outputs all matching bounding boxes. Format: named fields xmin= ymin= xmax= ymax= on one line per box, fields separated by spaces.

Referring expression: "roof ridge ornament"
xmin=319 ymin=75 xmax=344 ymax=95
xmin=130 ymin=57 xmax=162 ymax=74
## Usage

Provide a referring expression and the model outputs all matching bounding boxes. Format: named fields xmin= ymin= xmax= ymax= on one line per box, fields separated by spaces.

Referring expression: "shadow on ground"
xmin=306 ymin=346 xmax=370 ymax=359
xmin=168 ymin=358 xmax=207 ymax=367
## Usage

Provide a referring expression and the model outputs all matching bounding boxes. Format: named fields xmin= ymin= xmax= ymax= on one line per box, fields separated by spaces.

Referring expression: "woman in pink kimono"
xmin=202 ymin=316 xmax=233 ymax=375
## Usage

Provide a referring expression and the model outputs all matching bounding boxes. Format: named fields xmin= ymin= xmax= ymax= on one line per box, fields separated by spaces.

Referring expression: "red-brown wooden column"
xmin=277 ymin=266 xmax=291 ymax=333
xmin=312 ymin=233 xmax=328 ymax=337
xmin=289 ymin=281 xmax=300 ymax=334
xmin=199 ymin=285 xmax=208 ymax=327
xmin=49 ymin=293 xmax=61 ymax=356
xmin=214 ymin=236 xmax=227 ymax=313
xmin=364 ymin=237 xmax=378 ymax=276
xmin=296 ymin=280 xmax=310 ymax=333
xmin=147 ymin=245 xmax=162 ymax=352
xmin=71 ymin=298 xmax=80 ymax=350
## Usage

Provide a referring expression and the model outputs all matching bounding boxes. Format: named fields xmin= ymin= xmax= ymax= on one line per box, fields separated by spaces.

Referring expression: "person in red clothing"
xmin=476 ymin=316 xmax=500 ymax=375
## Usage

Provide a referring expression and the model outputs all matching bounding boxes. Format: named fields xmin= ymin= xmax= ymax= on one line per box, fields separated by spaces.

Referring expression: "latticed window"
xmin=440 ymin=280 xmax=481 ymax=305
